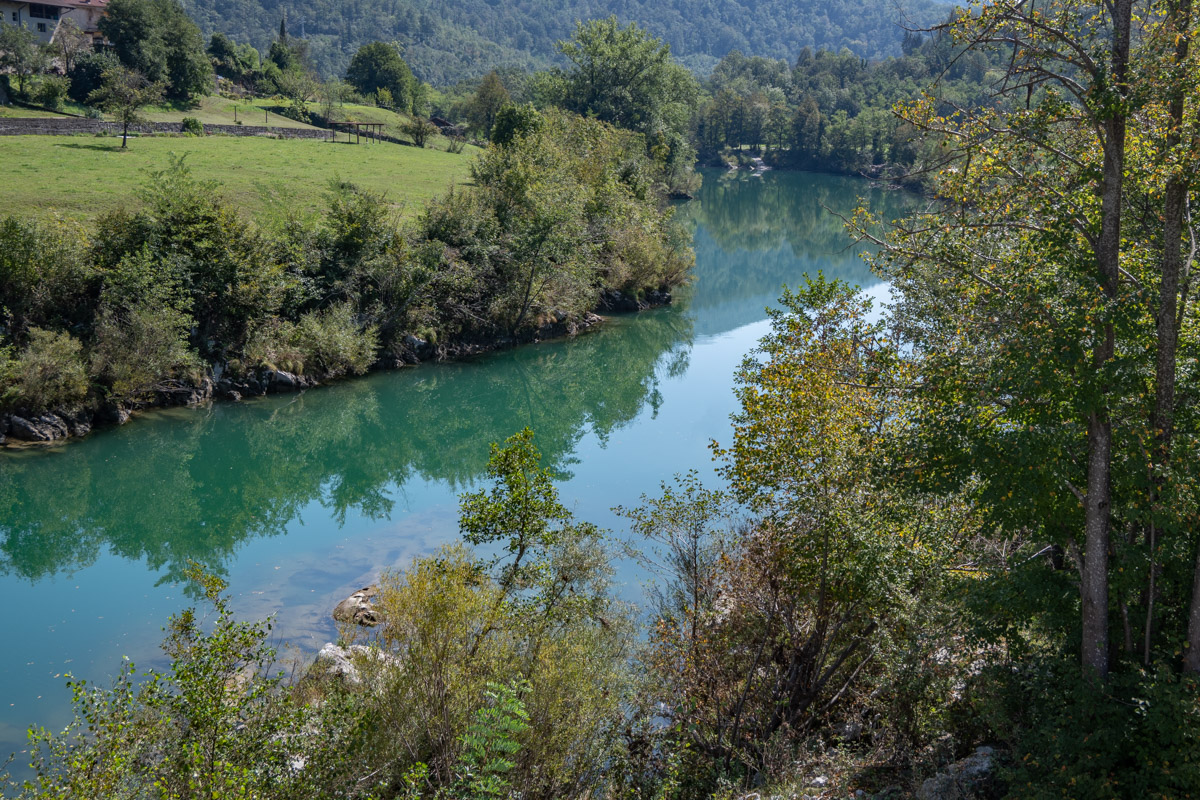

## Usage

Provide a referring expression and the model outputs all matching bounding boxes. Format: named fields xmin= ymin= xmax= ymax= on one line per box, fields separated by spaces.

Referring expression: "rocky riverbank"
xmin=0 ymin=292 xmax=667 ymax=448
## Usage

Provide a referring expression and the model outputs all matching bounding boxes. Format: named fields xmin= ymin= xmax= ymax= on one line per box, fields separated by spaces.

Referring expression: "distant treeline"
xmin=690 ymin=29 xmax=1001 ymax=183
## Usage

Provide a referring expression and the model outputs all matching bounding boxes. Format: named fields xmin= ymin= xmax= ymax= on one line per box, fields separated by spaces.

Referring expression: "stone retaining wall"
xmin=0 ymin=117 xmax=334 ymax=139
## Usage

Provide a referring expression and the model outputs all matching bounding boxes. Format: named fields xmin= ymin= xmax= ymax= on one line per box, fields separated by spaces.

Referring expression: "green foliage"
xmin=31 ymin=76 xmax=68 ymax=111
xmin=460 ymin=428 xmax=576 ymax=590
xmin=0 ymin=215 xmax=95 ymax=337
xmin=691 ymin=35 xmax=997 ymax=182
xmin=291 ymin=303 xmax=379 ymax=377
xmin=489 ymin=102 xmax=540 ymax=147
xmin=403 ymin=116 xmax=438 ymax=147
xmin=180 ymin=115 xmax=204 ymax=134
xmin=463 ymin=71 xmax=510 ymax=137
xmin=179 ymin=0 xmax=944 ymax=85
xmin=345 ymin=41 xmax=416 ymax=114
xmin=0 ymin=22 xmax=46 ymax=97
xmin=0 ymin=328 xmax=89 ymax=412
xmin=0 ymin=111 xmax=689 ymax=419
xmin=241 ymin=303 xmax=378 ymax=378
xmin=67 ymin=49 xmax=121 ymax=105
xmin=556 ymin=17 xmax=698 ymax=142
xmin=19 ymin=564 xmax=310 ymax=799
xmin=87 ymin=64 xmax=166 ymax=147
xmin=450 ymin=681 xmax=531 ymax=800
xmin=207 ymin=31 xmax=260 ymax=85
xmin=960 ymin=658 xmax=1200 ymax=799
xmin=90 ymin=247 xmax=199 ymax=404
xmin=99 ymin=0 xmax=213 ymax=101
xmin=621 ymin=278 xmax=972 ymax=790
xmin=318 ymin=432 xmax=631 ymax=798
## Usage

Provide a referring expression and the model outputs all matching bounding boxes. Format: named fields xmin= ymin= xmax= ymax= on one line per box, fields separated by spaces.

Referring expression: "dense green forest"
xmin=178 ymin=0 xmax=946 ymax=83
xmin=688 ymin=30 xmax=999 ymax=182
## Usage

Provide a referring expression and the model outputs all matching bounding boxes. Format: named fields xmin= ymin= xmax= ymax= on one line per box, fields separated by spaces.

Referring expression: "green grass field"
xmin=140 ymin=97 xmax=448 ymax=145
xmin=0 ymin=104 xmax=74 ymax=119
xmin=0 ymin=134 xmax=476 ymax=223
xmin=141 ymin=96 xmax=320 ymax=129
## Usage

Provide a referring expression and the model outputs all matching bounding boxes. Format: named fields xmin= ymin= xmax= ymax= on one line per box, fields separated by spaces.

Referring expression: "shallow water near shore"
xmin=0 ymin=168 xmax=913 ymax=767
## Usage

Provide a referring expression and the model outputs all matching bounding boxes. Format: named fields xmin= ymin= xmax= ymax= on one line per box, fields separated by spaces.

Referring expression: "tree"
xmin=88 ymin=65 xmax=163 ymax=147
xmin=402 ymin=116 xmax=437 ymax=148
xmin=489 ymin=102 xmax=541 ymax=147
xmin=856 ymin=17 xmax=1200 ymax=768
xmin=50 ymin=17 xmax=91 ymax=76
xmin=556 ymin=17 xmax=698 ymax=141
xmin=639 ymin=278 xmax=965 ymax=780
xmin=0 ymin=21 xmax=48 ymax=97
xmin=98 ymin=0 xmax=211 ymax=101
xmin=318 ymin=78 xmax=351 ymax=122
xmin=67 ymin=48 xmax=119 ymax=104
xmin=465 ymin=70 xmax=510 ymax=137
xmin=345 ymin=41 xmax=415 ymax=114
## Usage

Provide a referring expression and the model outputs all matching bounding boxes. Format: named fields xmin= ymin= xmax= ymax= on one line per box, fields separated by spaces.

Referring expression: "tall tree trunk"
xmin=1155 ymin=0 xmax=1200 ymax=672
xmin=1081 ymin=0 xmax=1133 ymax=680
xmin=1153 ymin=0 xmax=1188 ymax=659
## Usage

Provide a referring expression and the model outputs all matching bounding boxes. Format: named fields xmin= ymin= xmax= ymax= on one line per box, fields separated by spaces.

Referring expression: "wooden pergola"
xmin=330 ymin=121 xmax=386 ymax=144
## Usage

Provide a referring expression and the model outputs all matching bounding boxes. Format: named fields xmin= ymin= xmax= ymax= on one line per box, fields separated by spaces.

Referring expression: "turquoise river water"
xmin=0 ymin=168 xmax=913 ymax=764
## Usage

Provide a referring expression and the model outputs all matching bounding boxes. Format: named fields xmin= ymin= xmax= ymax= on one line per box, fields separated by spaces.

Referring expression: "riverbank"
xmin=0 ymin=110 xmax=692 ymax=450
xmin=0 ymin=290 xmax=671 ymax=448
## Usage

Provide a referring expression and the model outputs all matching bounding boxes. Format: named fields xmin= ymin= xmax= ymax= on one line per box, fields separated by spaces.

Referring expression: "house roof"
xmin=14 ymin=0 xmax=110 ymax=9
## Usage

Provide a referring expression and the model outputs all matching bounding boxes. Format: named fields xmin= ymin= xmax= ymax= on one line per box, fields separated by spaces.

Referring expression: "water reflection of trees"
xmin=0 ymin=308 xmax=692 ymax=584
xmin=680 ymin=170 xmax=916 ymax=328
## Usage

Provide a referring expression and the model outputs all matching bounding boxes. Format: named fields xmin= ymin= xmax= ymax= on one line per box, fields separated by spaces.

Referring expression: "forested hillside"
xmin=178 ymin=0 xmax=946 ymax=84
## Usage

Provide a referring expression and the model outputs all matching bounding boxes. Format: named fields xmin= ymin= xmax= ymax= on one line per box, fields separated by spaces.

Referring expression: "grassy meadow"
xmin=0 ymin=133 xmax=476 ymax=222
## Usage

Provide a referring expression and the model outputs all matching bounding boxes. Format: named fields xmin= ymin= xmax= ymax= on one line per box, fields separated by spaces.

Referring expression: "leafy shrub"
xmin=972 ymin=658 xmax=1200 ymax=799
xmin=292 ymin=303 xmax=378 ymax=377
xmin=0 ymin=328 xmax=89 ymax=412
xmin=349 ymin=431 xmax=633 ymax=799
xmin=67 ymin=49 xmax=119 ymax=105
xmin=180 ymin=116 xmax=204 ymax=136
xmin=90 ymin=294 xmax=199 ymax=405
xmin=490 ymin=103 xmax=542 ymax=147
xmin=20 ymin=566 xmax=312 ymax=799
xmin=0 ymin=215 xmax=95 ymax=336
xmin=403 ymin=117 xmax=438 ymax=148
xmin=32 ymin=76 xmax=69 ymax=110
xmin=242 ymin=318 xmax=307 ymax=375
xmin=243 ymin=304 xmax=377 ymax=377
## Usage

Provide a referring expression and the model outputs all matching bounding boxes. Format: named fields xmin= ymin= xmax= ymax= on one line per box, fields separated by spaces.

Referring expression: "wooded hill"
xmin=178 ymin=0 xmax=947 ymax=84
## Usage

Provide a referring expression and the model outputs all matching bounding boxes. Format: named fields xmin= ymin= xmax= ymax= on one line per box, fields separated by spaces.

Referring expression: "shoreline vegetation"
xmin=0 ymin=108 xmax=693 ymax=447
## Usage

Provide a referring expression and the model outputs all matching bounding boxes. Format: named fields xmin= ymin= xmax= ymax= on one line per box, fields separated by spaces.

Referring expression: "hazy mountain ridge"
xmin=180 ymin=0 xmax=947 ymax=84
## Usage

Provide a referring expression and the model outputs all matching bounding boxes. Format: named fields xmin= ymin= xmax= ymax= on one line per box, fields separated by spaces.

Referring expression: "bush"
xmin=0 ymin=328 xmax=89 ymax=412
xmin=90 ymin=299 xmax=199 ymax=405
xmin=244 ymin=304 xmax=377 ymax=378
xmin=293 ymin=303 xmax=378 ymax=377
xmin=403 ymin=117 xmax=438 ymax=148
xmin=0 ymin=215 xmax=95 ymax=336
xmin=32 ymin=76 xmax=69 ymax=111
xmin=67 ymin=49 xmax=119 ymax=105
xmin=180 ymin=116 xmax=204 ymax=136
xmin=351 ymin=430 xmax=633 ymax=798
xmin=490 ymin=103 xmax=542 ymax=147
xmin=20 ymin=566 xmax=312 ymax=799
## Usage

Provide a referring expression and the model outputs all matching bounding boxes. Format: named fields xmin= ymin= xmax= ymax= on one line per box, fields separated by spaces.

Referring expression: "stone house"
xmin=0 ymin=0 xmax=108 ymax=46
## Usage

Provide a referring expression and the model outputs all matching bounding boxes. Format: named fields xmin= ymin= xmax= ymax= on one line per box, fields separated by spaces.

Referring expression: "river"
xmin=0 ymin=168 xmax=913 ymax=765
